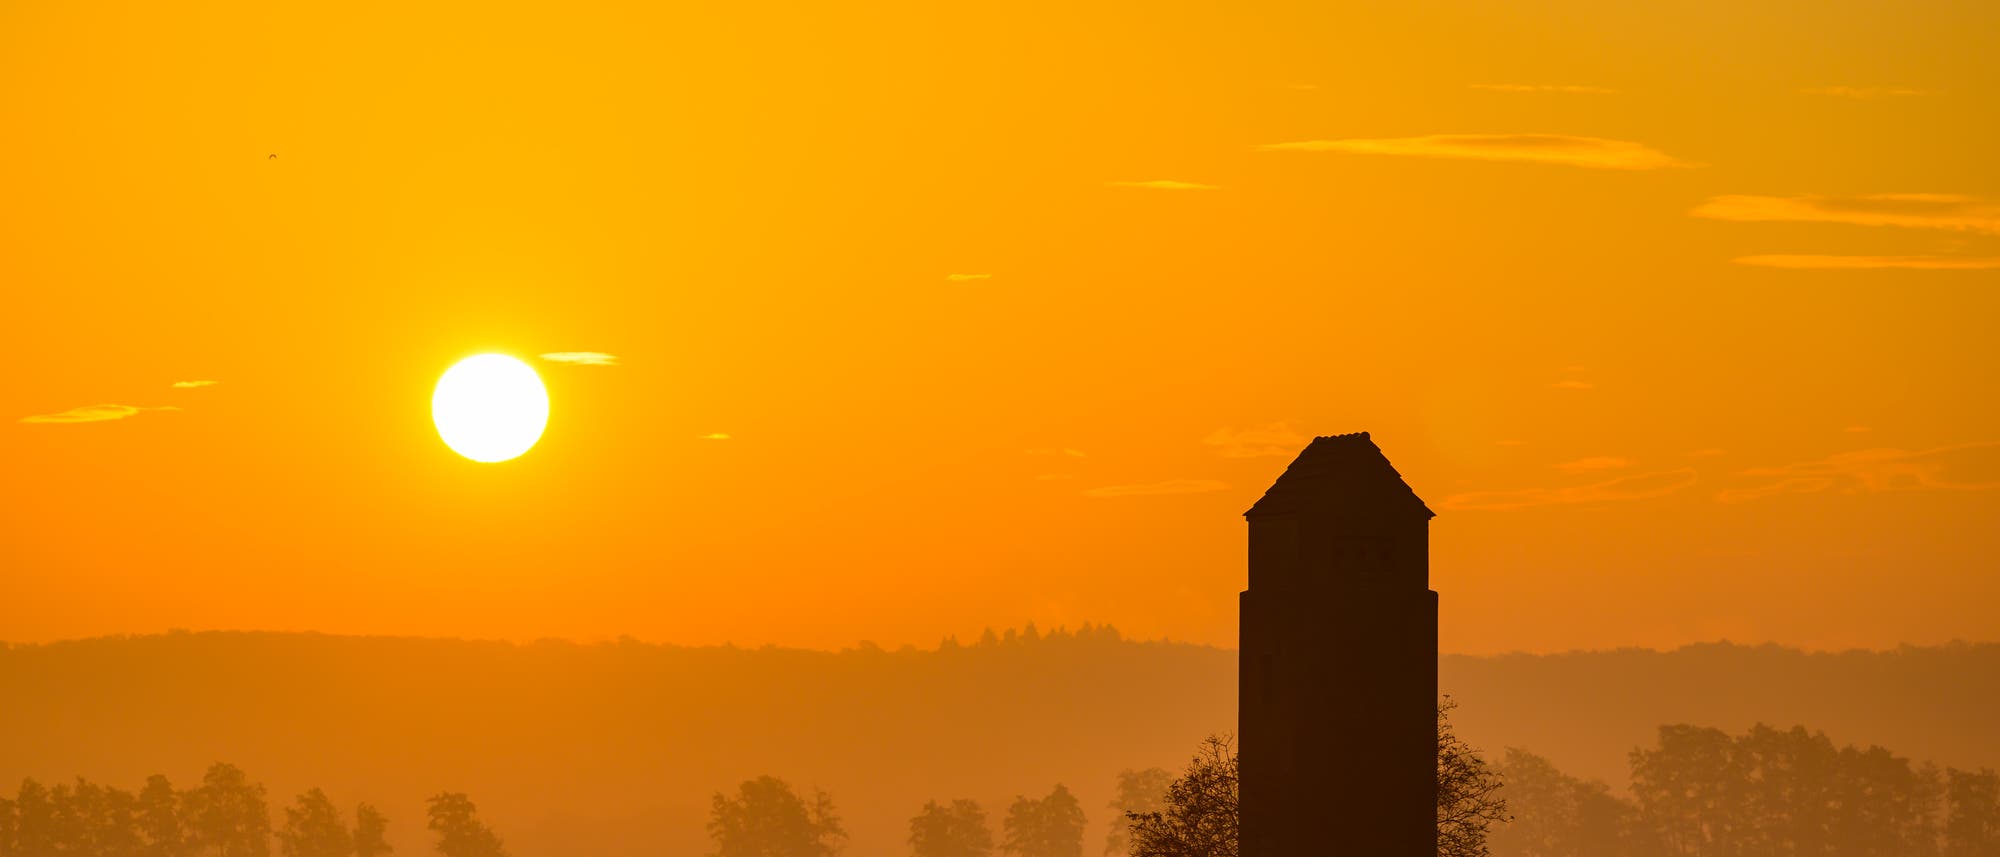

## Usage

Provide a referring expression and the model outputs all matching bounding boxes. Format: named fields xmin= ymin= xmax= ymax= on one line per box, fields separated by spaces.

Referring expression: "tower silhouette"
xmin=1240 ymin=432 xmax=1437 ymax=857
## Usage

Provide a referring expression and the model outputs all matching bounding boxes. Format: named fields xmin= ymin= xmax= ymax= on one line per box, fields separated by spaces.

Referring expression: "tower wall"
xmin=1240 ymin=437 xmax=1438 ymax=857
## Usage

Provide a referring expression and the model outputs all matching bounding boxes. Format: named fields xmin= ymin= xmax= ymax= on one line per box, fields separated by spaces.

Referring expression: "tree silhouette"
xmin=13 ymin=779 xmax=55 ymax=856
xmin=1490 ymin=748 xmax=1631 ymax=857
xmin=0 ymin=771 xmax=401 ymax=857
xmin=353 ymin=803 xmax=392 ymax=857
xmin=0 ymin=792 xmax=15 ymax=857
xmin=1123 ymin=706 xmax=1503 ymax=857
xmin=58 ymin=777 xmax=143 ymax=856
xmin=1103 ymin=768 xmax=1171 ymax=857
xmin=707 ymin=776 xmax=845 ymax=857
xmin=1001 ymin=784 xmax=1085 ymax=857
xmin=1945 ymin=768 xmax=2000 ymax=857
xmin=1610 ymin=723 xmax=1946 ymax=857
xmin=425 ymin=793 xmax=506 ymax=857
xmin=277 ymin=789 xmax=351 ymax=857
xmin=1438 ymin=698 xmax=1510 ymax=857
xmin=138 ymin=774 xmax=190 ymax=857
xmin=184 ymin=764 xmax=271 ymax=857
xmin=1124 ymin=735 xmax=1236 ymax=857
xmin=909 ymin=799 xmax=993 ymax=857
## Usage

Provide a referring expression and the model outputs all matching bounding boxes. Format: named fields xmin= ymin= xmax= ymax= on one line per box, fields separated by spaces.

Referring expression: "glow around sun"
xmin=432 ymin=354 xmax=549 ymax=462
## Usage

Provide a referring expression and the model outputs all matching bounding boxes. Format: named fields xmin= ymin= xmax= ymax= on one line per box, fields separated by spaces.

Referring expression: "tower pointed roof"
xmin=1244 ymin=432 xmax=1435 ymax=519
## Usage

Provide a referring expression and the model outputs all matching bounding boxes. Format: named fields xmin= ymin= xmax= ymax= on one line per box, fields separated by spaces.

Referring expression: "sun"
xmin=432 ymin=354 xmax=550 ymax=462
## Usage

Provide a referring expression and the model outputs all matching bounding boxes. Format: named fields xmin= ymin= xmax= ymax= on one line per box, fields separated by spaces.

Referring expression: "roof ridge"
xmin=1244 ymin=432 xmax=1434 ymax=519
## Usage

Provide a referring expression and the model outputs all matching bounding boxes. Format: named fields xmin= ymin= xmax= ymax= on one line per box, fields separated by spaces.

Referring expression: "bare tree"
xmin=1124 ymin=735 xmax=1237 ymax=857
xmin=1439 ymin=697 xmax=1510 ymax=857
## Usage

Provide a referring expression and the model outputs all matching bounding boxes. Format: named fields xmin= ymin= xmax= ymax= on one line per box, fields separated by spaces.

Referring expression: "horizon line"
xmin=4 ymin=628 xmax=1993 ymax=658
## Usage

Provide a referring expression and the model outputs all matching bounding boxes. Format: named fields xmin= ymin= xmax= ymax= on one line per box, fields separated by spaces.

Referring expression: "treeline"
xmin=0 ymin=765 xmax=1111 ymax=857
xmin=1493 ymin=724 xmax=2000 ymax=857
xmin=710 ymin=776 xmax=1092 ymax=857
xmin=0 ymin=764 xmax=506 ymax=857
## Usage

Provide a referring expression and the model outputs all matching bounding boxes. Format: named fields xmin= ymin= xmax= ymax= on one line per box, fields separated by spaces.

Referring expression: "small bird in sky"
xmin=268 ymin=154 xmax=277 ymax=159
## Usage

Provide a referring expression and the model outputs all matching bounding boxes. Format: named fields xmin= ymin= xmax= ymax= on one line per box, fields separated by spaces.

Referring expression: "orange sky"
xmin=4 ymin=0 xmax=1997 ymax=654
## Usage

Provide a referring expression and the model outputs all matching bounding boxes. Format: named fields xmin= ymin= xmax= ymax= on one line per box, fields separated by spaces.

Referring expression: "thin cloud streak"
xmin=1203 ymin=422 xmax=1309 ymax=458
xmin=1472 ymin=84 xmax=1616 ymax=94
xmin=1717 ymin=441 xmax=2000 ymax=503
xmin=1440 ymin=468 xmax=1698 ymax=511
xmin=541 ymin=352 xmax=619 ymax=366
xmin=1556 ymin=456 xmax=1632 ymax=472
xmin=1105 ymin=180 xmax=1220 ymax=190
xmin=1735 ymin=254 xmax=2000 ymax=270
xmin=1692 ymin=194 xmax=2000 ymax=235
xmin=1800 ymin=86 xmax=1932 ymax=98
xmin=945 ymin=273 xmax=993 ymax=281
xmin=21 ymin=404 xmax=180 ymax=425
xmin=699 ymin=433 xmax=731 ymax=440
xmin=1259 ymin=134 xmax=1690 ymax=170
xmin=1083 ymin=479 xmax=1229 ymax=498
xmin=171 ymin=380 xmax=218 ymax=389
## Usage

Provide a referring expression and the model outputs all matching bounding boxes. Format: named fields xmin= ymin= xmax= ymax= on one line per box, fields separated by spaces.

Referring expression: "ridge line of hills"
xmin=5 ymin=630 xmax=1995 ymax=856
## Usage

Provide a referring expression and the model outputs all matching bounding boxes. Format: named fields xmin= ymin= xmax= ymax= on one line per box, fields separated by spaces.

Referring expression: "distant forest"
xmin=1494 ymin=724 xmax=2000 ymax=857
xmin=7 ymin=719 xmax=1997 ymax=856
xmin=2 ymin=631 xmax=1996 ymax=856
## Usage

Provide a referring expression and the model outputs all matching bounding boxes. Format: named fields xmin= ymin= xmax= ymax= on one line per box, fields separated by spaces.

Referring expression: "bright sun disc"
xmin=432 ymin=354 xmax=549 ymax=462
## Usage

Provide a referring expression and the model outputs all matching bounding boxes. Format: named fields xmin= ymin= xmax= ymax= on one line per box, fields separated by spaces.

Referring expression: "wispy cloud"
xmin=1556 ymin=456 xmax=1632 ymax=472
xmin=1083 ymin=479 xmax=1229 ymax=498
xmin=945 ymin=273 xmax=993 ymax=282
xmin=699 ymin=433 xmax=731 ymax=440
xmin=1259 ymin=134 xmax=1690 ymax=171
xmin=1735 ymin=254 xmax=2000 ymax=270
xmin=541 ymin=352 xmax=619 ymax=366
xmin=1717 ymin=441 xmax=2000 ymax=503
xmin=1692 ymin=194 xmax=2000 ymax=235
xmin=1552 ymin=380 xmax=1594 ymax=390
xmin=1800 ymin=86 xmax=1932 ymax=99
xmin=171 ymin=380 xmax=218 ymax=389
xmin=1106 ymin=180 xmax=1220 ymax=190
xmin=1203 ymin=422 xmax=1308 ymax=458
xmin=1472 ymin=84 xmax=1616 ymax=95
xmin=21 ymin=404 xmax=180 ymax=425
xmin=1440 ymin=468 xmax=1698 ymax=511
